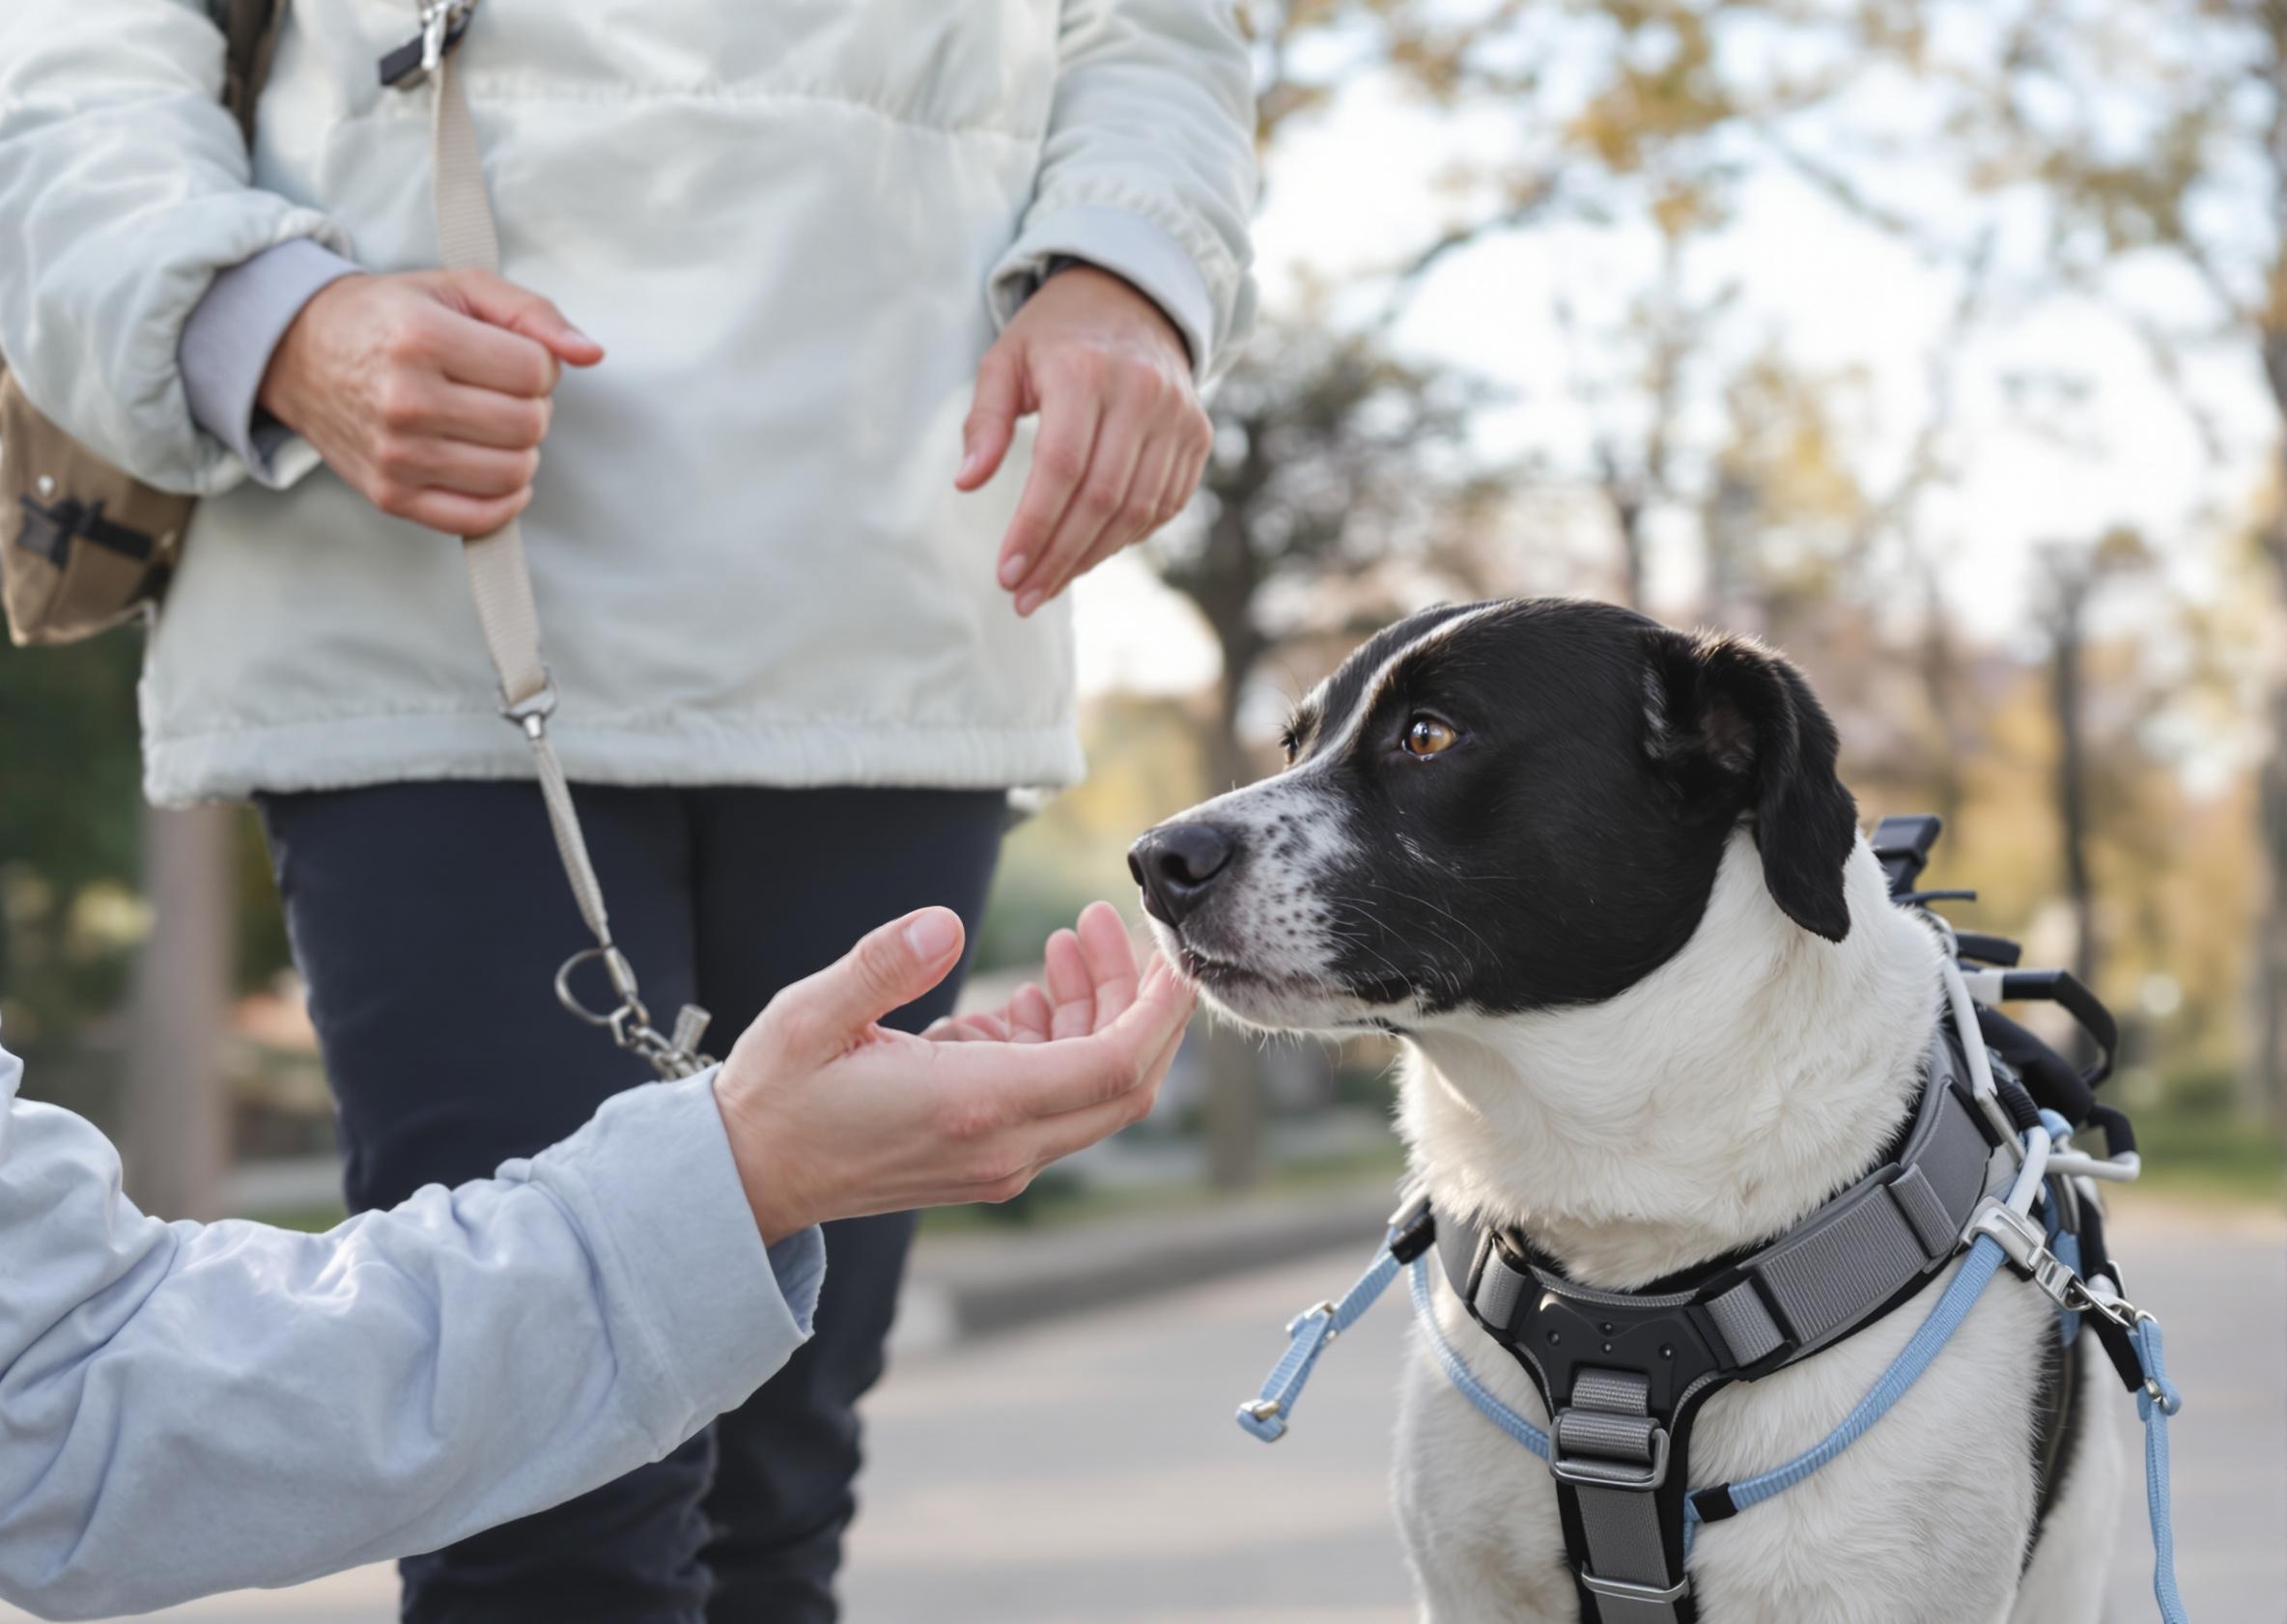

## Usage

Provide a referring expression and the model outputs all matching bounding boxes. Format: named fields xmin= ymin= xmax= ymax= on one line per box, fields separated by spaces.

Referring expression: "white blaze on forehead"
xmin=1304 ymin=602 xmax=1511 ymax=770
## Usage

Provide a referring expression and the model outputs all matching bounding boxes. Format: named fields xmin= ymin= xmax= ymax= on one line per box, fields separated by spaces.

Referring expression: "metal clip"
xmin=499 ymin=671 xmax=559 ymax=741
xmin=419 ymin=0 xmax=458 ymax=77
xmin=1967 ymin=1199 xmax=2080 ymax=1308
xmin=553 ymin=945 xmax=715 ymax=1080
xmin=378 ymin=0 xmax=475 ymax=90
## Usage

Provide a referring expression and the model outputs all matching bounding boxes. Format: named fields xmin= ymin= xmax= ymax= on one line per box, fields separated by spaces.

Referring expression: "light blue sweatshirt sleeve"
xmin=0 ymin=1032 xmax=824 ymax=1621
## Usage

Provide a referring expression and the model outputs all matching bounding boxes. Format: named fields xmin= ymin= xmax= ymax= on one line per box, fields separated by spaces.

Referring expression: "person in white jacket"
xmin=0 ymin=903 xmax=1194 ymax=1622
xmin=0 ymin=1 xmax=1257 ymax=1618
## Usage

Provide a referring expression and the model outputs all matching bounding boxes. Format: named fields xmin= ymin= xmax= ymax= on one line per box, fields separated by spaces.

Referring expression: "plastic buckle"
xmin=1582 ymin=1571 xmax=1691 ymax=1607
xmin=1549 ymin=1419 xmax=1670 ymax=1492
xmin=1387 ymin=1192 xmax=1437 ymax=1264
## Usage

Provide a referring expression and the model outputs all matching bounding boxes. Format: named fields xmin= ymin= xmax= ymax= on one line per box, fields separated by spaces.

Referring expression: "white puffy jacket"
xmin=0 ymin=0 xmax=1256 ymax=804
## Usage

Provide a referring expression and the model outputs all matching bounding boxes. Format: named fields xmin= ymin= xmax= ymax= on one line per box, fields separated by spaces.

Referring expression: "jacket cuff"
xmin=177 ymin=238 xmax=360 ymax=490
xmin=990 ymin=204 xmax=1217 ymax=381
xmin=528 ymin=1073 xmax=823 ymax=1442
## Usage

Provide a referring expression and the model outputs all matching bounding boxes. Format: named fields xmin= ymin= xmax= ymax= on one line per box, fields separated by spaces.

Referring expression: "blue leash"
xmin=1236 ymin=1241 xmax=1404 ymax=1442
xmin=2134 ymin=1316 xmax=2187 ymax=1624
xmin=1237 ymin=1177 xmax=2189 ymax=1617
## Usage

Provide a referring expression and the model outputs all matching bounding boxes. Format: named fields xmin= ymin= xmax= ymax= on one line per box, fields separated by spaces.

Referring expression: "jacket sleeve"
xmin=989 ymin=0 xmax=1259 ymax=384
xmin=0 ymin=0 xmax=352 ymax=493
xmin=0 ymin=1038 xmax=822 ymax=1621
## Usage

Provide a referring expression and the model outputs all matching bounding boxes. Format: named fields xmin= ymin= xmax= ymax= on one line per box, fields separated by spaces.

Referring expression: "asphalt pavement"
xmin=4 ymin=1195 xmax=2278 ymax=1624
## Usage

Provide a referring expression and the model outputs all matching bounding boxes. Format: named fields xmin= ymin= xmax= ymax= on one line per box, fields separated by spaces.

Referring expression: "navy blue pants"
xmin=259 ymin=782 xmax=1006 ymax=1624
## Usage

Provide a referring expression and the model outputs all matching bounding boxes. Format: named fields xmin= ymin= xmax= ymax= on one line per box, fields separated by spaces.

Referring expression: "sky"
xmin=1074 ymin=30 xmax=2276 ymax=700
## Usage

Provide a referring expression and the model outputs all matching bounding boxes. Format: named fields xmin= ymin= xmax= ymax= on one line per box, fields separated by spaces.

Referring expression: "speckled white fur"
xmin=1388 ymin=832 xmax=2122 ymax=1623
xmin=1152 ymin=771 xmax=1380 ymax=1030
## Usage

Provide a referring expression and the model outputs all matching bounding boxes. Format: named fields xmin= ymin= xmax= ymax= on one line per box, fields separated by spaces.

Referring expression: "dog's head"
xmin=1127 ymin=598 xmax=1860 ymax=1033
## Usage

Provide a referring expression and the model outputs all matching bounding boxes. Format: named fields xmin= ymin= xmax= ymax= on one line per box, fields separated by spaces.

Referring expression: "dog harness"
xmin=1235 ymin=817 xmax=2188 ymax=1624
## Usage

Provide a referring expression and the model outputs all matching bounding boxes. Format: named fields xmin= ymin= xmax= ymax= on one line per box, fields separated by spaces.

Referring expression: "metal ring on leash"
xmin=555 ymin=944 xmax=649 ymax=1030
xmin=554 ymin=945 xmax=717 ymax=1080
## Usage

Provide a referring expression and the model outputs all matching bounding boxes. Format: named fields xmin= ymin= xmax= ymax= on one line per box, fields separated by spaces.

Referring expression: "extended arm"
xmin=0 ymin=1046 xmax=813 ymax=1620
xmin=0 ymin=904 xmax=1192 ymax=1620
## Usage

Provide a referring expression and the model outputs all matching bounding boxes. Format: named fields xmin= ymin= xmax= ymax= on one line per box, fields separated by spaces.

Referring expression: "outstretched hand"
xmin=714 ymin=902 xmax=1195 ymax=1244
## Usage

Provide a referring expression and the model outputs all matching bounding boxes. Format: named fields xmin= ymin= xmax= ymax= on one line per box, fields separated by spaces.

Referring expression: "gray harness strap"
xmin=1442 ymin=1028 xmax=2010 ymax=1624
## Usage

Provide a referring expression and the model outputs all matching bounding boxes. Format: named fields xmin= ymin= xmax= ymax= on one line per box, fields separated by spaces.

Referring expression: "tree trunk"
xmin=2048 ymin=569 xmax=2101 ymax=1072
xmin=1917 ymin=567 xmax=1968 ymax=833
xmin=121 ymin=803 xmax=236 ymax=1221
xmin=2259 ymin=655 xmax=2287 ymax=1129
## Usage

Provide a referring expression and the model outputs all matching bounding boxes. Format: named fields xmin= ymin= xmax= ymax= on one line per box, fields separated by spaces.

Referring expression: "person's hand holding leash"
xmin=258 ymin=268 xmax=603 ymax=536
xmin=716 ymin=901 xmax=1194 ymax=1244
xmin=958 ymin=265 xmax=1212 ymax=617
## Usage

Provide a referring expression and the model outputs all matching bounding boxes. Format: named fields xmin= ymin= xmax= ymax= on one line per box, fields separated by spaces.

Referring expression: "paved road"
xmin=6 ymin=1198 xmax=2278 ymax=1623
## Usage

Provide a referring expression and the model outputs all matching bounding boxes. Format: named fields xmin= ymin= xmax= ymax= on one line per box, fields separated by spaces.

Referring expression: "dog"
xmin=1127 ymin=599 xmax=2121 ymax=1624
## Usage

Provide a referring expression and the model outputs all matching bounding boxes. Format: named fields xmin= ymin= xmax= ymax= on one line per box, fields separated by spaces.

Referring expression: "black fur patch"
xmin=1265 ymin=599 xmax=1860 ymax=1015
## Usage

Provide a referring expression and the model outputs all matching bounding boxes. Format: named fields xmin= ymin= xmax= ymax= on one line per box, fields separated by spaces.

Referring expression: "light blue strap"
xmin=1235 ymin=1238 xmax=1404 ymax=1442
xmin=1694 ymin=1233 xmax=2009 ymax=1518
xmin=1406 ymin=1254 xmax=1552 ymax=1459
xmin=2133 ymin=1316 xmax=2188 ymax=1624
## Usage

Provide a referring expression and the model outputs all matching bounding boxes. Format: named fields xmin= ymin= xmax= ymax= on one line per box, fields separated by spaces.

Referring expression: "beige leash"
xmin=396 ymin=0 xmax=712 ymax=1078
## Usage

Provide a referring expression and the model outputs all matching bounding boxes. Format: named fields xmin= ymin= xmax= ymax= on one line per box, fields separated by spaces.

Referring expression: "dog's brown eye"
xmin=1402 ymin=716 xmax=1457 ymax=757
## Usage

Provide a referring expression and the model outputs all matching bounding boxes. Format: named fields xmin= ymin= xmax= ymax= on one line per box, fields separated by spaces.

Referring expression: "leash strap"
xmin=1235 ymin=1246 xmax=1401 ymax=1442
xmin=2134 ymin=1316 xmax=2188 ymax=1623
xmin=1236 ymin=1200 xmax=1435 ymax=1442
xmin=398 ymin=2 xmax=712 ymax=1079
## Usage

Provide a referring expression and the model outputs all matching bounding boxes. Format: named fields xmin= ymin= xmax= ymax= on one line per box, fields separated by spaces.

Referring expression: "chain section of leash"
xmin=554 ymin=945 xmax=716 ymax=1080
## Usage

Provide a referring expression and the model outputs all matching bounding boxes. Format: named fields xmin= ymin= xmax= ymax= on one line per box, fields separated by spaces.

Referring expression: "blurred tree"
xmin=0 ymin=635 xmax=144 ymax=1097
xmin=2037 ymin=528 xmax=2154 ymax=1012
xmin=1924 ymin=0 xmax=2287 ymax=1124
xmin=0 ymin=628 xmax=283 ymax=1174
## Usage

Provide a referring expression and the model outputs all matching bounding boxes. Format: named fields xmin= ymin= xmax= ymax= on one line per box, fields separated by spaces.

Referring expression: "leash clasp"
xmin=554 ymin=944 xmax=716 ymax=1080
xmin=1966 ymin=1198 xmax=2080 ymax=1308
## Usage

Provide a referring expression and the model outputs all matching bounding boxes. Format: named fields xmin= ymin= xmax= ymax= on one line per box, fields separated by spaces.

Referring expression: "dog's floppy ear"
xmin=1643 ymin=630 xmax=1858 ymax=941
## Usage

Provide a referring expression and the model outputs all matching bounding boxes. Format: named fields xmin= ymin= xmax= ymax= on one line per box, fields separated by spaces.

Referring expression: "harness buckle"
xmin=1581 ymin=1571 xmax=1691 ymax=1607
xmin=1548 ymin=1418 xmax=1670 ymax=1492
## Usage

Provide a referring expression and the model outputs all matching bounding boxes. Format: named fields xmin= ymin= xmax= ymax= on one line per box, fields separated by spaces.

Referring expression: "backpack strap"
xmin=211 ymin=0 xmax=287 ymax=145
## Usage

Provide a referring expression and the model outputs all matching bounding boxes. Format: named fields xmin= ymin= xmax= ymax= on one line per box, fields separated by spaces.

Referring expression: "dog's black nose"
xmin=1127 ymin=823 xmax=1235 ymax=926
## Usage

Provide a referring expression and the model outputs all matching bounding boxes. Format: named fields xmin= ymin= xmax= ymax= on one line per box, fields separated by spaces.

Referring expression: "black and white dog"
xmin=1128 ymin=599 xmax=2118 ymax=1623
